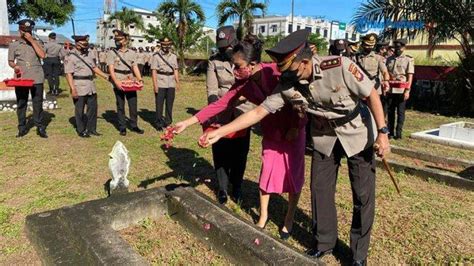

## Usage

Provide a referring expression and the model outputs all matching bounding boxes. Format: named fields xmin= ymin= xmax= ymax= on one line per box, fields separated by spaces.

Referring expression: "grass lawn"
xmin=0 ymin=76 xmax=472 ymax=264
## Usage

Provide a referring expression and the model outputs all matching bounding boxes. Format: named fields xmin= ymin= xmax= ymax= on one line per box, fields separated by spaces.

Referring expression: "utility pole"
xmin=71 ymin=18 xmax=76 ymax=36
xmin=291 ymin=0 xmax=294 ymax=33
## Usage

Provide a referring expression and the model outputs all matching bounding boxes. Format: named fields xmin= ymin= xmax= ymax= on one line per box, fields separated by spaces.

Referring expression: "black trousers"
xmin=43 ymin=57 xmax=61 ymax=91
xmin=15 ymin=84 xmax=44 ymax=131
xmin=387 ymin=93 xmax=406 ymax=137
xmin=100 ymin=63 xmax=107 ymax=73
xmin=138 ymin=64 xmax=144 ymax=76
xmin=113 ymin=88 xmax=138 ymax=130
xmin=211 ymin=131 xmax=250 ymax=192
xmin=155 ymin=87 xmax=175 ymax=127
xmin=73 ymin=94 xmax=97 ymax=133
xmin=311 ymin=140 xmax=375 ymax=261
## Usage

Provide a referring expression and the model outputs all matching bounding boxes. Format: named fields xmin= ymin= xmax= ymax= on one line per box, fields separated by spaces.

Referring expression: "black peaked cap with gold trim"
xmin=265 ymin=29 xmax=310 ymax=72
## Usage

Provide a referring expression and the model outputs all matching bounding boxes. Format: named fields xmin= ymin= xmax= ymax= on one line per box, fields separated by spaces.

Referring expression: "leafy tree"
xmin=145 ymin=18 xmax=205 ymax=67
xmin=308 ymin=33 xmax=328 ymax=55
xmin=108 ymin=7 xmax=144 ymax=33
xmin=7 ymin=0 xmax=74 ymax=26
xmin=157 ymin=0 xmax=205 ymax=72
xmin=217 ymin=0 xmax=267 ymax=40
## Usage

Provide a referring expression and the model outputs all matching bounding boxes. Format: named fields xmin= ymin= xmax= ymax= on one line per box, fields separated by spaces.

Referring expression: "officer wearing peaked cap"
xmin=8 ymin=19 xmax=48 ymax=138
xmin=356 ymin=33 xmax=390 ymax=116
xmin=151 ymin=37 xmax=180 ymax=130
xmin=199 ymin=29 xmax=390 ymax=264
xmin=64 ymin=35 xmax=109 ymax=138
xmin=385 ymin=38 xmax=414 ymax=139
xmin=329 ymin=39 xmax=347 ymax=56
xmin=346 ymin=39 xmax=360 ymax=61
xmin=106 ymin=29 xmax=145 ymax=136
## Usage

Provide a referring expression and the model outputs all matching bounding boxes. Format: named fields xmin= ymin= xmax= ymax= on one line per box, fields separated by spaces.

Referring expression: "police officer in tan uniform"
xmin=386 ymin=39 xmax=414 ymax=139
xmin=200 ymin=29 xmax=390 ymax=265
xmin=151 ymin=37 xmax=179 ymax=130
xmin=43 ymin=32 xmax=63 ymax=96
xmin=356 ymin=34 xmax=390 ymax=115
xmin=107 ymin=29 xmax=144 ymax=136
xmin=8 ymin=19 xmax=48 ymax=138
xmin=64 ymin=35 xmax=109 ymax=138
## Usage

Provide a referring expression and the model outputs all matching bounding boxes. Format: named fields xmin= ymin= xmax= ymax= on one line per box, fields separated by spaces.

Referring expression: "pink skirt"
xmin=258 ymin=130 xmax=305 ymax=194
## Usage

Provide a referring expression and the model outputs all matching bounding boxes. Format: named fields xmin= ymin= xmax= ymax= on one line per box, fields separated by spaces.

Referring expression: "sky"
xmin=9 ymin=0 xmax=366 ymax=42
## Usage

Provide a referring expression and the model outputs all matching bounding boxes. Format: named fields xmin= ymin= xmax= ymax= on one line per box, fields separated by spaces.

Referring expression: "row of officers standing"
xmin=8 ymin=19 xmax=179 ymax=138
xmin=328 ymin=34 xmax=415 ymax=139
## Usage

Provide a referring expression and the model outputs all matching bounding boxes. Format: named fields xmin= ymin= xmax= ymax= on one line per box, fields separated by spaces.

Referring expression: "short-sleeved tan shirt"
xmin=150 ymin=51 xmax=178 ymax=88
xmin=136 ymin=52 xmax=146 ymax=65
xmin=386 ymin=54 xmax=415 ymax=94
xmin=44 ymin=40 xmax=62 ymax=58
xmin=358 ymin=51 xmax=387 ymax=94
xmin=8 ymin=39 xmax=45 ymax=84
xmin=262 ymin=55 xmax=376 ymax=157
xmin=64 ymin=49 xmax=97 ymax=96
xmin=106 ymin=48 xmax=137 ymax=80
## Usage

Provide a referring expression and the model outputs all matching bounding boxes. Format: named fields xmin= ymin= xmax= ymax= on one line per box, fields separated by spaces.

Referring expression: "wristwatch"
xmin=378 ymin=126 xmax=389 ymax=134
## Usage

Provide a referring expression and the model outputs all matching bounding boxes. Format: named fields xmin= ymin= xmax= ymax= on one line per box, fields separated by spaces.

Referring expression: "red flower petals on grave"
xmin=203 ymin=223 xmax=211 ymax=230
xmin=254 ymin=238 xmax=260 ymax=245
xmin=160 ymin=126 xmax=176 ymax=148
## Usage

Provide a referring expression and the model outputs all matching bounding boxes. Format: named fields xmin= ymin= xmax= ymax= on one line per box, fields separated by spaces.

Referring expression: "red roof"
xmin=414 ymin=65 xmax=456 ymax=81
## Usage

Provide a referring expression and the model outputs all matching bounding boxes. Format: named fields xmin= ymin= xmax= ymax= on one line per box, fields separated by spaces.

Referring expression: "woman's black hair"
xmin=232 ymin=34 xmax=264 ymax=63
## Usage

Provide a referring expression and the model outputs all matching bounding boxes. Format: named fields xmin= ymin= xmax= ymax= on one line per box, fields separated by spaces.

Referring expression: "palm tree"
xmin=216 ymin=0 xmax=267 ymax=40
xmin=108 ymin=7 xmax=144 ymax=33
xmin=157 ymin=0 xmax=205 ymax=72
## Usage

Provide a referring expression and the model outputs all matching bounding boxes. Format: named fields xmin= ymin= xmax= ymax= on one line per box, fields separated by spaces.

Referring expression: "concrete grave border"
xmin=26 ymin=185 xmax=319 ymax=265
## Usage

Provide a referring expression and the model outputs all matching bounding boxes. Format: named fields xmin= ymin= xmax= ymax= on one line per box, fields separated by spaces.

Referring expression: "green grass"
xmin=0 ymin=76 xmax=472 ymax=264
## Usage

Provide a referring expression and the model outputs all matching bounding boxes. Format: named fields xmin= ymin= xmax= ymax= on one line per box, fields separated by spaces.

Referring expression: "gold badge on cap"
xmin=25 ymin=21 xmax=31 ymax=27
xmin=218 ymin=32 xmax=226 ymax=39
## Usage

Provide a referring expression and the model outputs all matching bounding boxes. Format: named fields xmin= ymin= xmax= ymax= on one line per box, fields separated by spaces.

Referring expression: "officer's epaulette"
xmin=320 ymin=57 xmax=342 ymax=71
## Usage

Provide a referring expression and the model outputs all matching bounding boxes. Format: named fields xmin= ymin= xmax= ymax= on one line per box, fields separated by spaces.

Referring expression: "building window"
xmin=305 ymin=26 xmax=312 ymax=32
xmin=345 ymin=32 xmax=349 ymax=39
xmin=323 ymin=29 xmax=328 ymax=37
xmin=288 ymin=24 xmax=293 ymax=33
xmin=271 ymin=24 xmax=278 ymax=33
xmin=316 ymin=28 xmax=320 ymax=35
xmin=148 ymin=39 xmax=153 ymax=43
xmin=297 ymin=25 xmax=301 ymax=30
xmin=352 ymin=33 xmax=357 ymax=40
xmin=130 ymin=25 xmax=135 ymax=29
xmin=146 ymin=15 xmax=150 ymax=18
xmin=139 ymin=40 xmax=143 ymax=43
xmin=260 ymin=25 xmax=265 ymax=33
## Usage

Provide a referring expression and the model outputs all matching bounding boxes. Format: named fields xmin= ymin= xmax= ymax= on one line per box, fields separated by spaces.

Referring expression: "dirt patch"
xmin=120 ymin=217 xmax=232 ymax=265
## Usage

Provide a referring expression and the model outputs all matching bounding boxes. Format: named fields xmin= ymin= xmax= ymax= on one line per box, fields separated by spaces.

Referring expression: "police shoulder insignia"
xmin=348 ymin=63 xmax=365 ymax=82
xmin=320 ymin=57 xmax=341 ymax=70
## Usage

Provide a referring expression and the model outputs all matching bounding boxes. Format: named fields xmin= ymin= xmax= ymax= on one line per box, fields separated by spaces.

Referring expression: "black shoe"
xmin=16 ymin=129 xmax=28 ymax=138
xmin=306 ymin=248 xmax=333 ymax=259
xmin=88 ymin=131 xmax=102 ymax=136
xmin=37 ymin=128 xmax=48 ymax=138
xmin=231 ymin=186 xmax=242 ymax=203
xmin=279 ymin=230 xmax=292 ymax=241
xmin=394 ymin=134 xmax=402 ymax=140
xmin=217 ymin=190 xmax=228 ymax=204
xmin=131 ymin=127 xmax=144 ymax=134
xmin=352 ymin=259 xmax=367 ymax=266
xmin=119 ymin=129 xmax=127 ymax=136
xmin=155 ymin=125 xmax=164 ymax=131
xmin=78 ymin=131 xmax=90 ymax=138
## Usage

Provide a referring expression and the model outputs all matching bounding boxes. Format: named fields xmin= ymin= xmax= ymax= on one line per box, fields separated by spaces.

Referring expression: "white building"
xmin=96 ymin=8 xmax=216 ymax=49
xmin=96 ymin=8 xmax=160 ymax=49
xmin=236 ymin=15 xmax=360 ymax=43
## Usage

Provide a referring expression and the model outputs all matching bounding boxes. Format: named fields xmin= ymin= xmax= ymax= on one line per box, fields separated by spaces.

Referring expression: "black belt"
xmin=157 ymin=71 xmax=174 ymax=75
xmin=115 ymin=69 xmax=131 ymax=74
xmin=73 ymin=75 xmax=94 ymax=80
xmin=326 ymin=104 xmax=361 ymax=128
